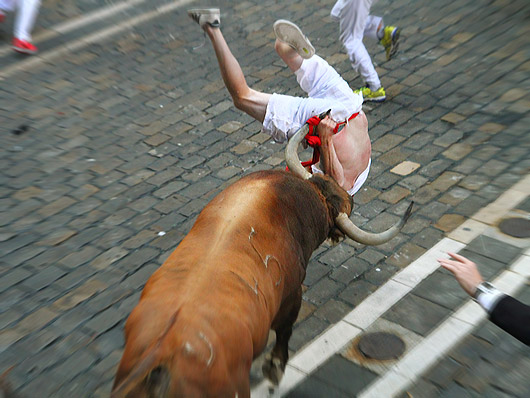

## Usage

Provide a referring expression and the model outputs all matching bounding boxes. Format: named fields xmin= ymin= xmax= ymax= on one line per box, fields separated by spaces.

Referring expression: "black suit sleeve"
xmin=489 ymin=295 xmax=530 ymax=346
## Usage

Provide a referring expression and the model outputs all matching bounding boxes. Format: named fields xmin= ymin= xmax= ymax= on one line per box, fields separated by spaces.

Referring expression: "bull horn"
xmin=285 ymin=122 xmax=413 ymax=245
xmin=285 ymin=124 xmax=312 ymax=179
xmin=336 ymin=202 xmax=414 ymax=245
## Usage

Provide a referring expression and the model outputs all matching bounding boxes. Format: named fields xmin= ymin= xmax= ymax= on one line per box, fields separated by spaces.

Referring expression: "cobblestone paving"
xmin=0 ymin=0 xmax=529 ymax=396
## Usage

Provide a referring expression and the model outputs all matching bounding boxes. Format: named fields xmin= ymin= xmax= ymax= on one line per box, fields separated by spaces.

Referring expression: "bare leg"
xmin=204 ymin=25 xmax=270 ymax=123
xmin=274 ymin=39 xmax=303 ymax=72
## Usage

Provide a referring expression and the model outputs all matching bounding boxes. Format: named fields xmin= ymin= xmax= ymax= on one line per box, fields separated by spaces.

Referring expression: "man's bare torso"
xmin=330 ymin=110 xmax=371 ymax=192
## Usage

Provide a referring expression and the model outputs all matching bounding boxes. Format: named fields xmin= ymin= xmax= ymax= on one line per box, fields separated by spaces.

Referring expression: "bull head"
xmin=285 ymin=123 xmax=413 ymax=245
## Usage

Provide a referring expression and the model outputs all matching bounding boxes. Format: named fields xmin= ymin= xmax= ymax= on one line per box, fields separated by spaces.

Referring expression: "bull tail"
xmin=111 ymin=310 xmax=180 ymax=398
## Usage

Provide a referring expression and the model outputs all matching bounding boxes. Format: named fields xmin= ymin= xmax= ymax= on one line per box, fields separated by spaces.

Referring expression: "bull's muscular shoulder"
xmin=214 ymin=169 xmax=352 ymax=215
xmin=207 ymin=170 xmax=352 ymax=236
xmin=214 ymin=170 xmax=351 ymax=213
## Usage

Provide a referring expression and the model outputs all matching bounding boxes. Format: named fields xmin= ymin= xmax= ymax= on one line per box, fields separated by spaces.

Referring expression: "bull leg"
xmin=262 ymin=289 xmax=302 ymax=385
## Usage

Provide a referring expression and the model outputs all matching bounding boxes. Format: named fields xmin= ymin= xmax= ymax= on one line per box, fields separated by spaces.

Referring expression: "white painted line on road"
xmin=0 ymin=0 xmax=195 ymax=80
xmin=0 ymin=0 xmax=146 ymax=57
xmin=358 ymin=252 xmax=530 ymax=398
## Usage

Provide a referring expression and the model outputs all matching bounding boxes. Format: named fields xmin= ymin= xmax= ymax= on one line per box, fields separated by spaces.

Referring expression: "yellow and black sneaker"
xmin=380 ymin=26 xmax=400 ymax=61
xmin=355 ymin=86 xmax=386 ymax=102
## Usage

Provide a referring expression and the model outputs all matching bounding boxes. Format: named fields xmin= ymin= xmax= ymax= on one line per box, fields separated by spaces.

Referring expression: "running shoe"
xmin=273 ymin=19 xmax=315 ymax=59
xmin=188 ymin=8 xmax=221 ymax=28
xmin=12 ymin=38 xmax=38 ymax=55
xmin=380 ymin=26 xmax=400 ymax=60
xmin=357 ymin=86 xmax=386 ymax=102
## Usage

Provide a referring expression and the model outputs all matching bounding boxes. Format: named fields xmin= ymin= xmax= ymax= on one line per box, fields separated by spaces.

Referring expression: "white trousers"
xmin=263 ymin=55 xmax=363 ymax=143
xmin=0 ymin=0 xmax=41 ymax=41
xmin=331 ymin=0 xmax=383 ymax=89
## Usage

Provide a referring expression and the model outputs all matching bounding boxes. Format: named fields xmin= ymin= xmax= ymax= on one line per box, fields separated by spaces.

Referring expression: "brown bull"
xmin=112 ymin=126 xmax=412 ymax=398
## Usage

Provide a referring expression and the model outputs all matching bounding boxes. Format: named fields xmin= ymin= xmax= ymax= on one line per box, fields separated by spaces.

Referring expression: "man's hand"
xmin=437 ymin=252 xmax=484 ymax=297
xmin=317 ymin=115 xmax=336 ymax=141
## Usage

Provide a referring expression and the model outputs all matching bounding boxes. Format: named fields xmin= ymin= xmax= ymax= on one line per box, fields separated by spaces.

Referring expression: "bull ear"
xmin=285 ymin=124 xmax=312 ymax=179
xmin=335 ymin=202 xmax=413 ymax=246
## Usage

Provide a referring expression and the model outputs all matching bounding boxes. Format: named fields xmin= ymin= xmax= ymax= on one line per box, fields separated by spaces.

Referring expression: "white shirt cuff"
xmin=477 ymin=288 xmax=505 ymax=313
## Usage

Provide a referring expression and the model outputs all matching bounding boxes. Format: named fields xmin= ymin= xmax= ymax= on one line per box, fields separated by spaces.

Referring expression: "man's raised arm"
xmin=317 ymin=115 xmax=345 ymax=188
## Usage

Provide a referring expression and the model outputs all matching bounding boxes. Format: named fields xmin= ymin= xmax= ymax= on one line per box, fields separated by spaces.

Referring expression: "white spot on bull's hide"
xmin=198 ymin=332 xmax=214 ymax=367
xmin=248 ymin=227 xmax=283 ymax=288
xmin=264 ymin=255 xmax=272 ymax=269
xmin=183 ymin=341 xmax=195 ymax=355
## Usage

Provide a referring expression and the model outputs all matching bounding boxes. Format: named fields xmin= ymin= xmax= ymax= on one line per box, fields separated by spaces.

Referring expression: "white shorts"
xmin=311 ymin=158 xmax=371 ymax=196
xmin=262 ymin=55 xmax=363 ymax=143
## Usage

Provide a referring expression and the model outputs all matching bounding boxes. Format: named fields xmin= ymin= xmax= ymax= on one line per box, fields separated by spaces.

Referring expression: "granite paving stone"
xmin=313 ymin=299 xmax=353 ymax=324
xmin=311 ymin=355 xmax=378 ymax=397
xmin=0 ymin=268 xmax=33 ymax=293
xmin=288 ymin=316 xmax=329 ymax=352
xmin=317 ymin=244 xmax=358 ymax=268
xmin=286 ymin=376 xmax=349 ymax=398
xmin=330 ymin=257 xmax=372 ymax=284
xmin=84 ymin=307 xmax=124 ymax=336
xmin=424 ymin=356 xmax=466 ymax=390
xmin=412 ymin=270 xmax=468 ymax=310
xmin=21 ymin=265 xmax=67 ymax=291
xmin=339 ymin=279 xmax=378 ymax=307
xmin=411 ymin=226 xmax=445 ymax=249
xmin=383 ymin=293 xmax=451 ymax=336
xmin=464 ymin=236 xmax=521 ymax=265
xmin=304 ymin=277 xmax=344 ymax=306
xmin=398 ymin=379 xmax=442 ymax=398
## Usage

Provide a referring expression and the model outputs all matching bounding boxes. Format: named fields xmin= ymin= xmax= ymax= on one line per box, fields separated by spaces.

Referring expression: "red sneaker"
xmin=12 ymin=38 xmax=38 ymax=55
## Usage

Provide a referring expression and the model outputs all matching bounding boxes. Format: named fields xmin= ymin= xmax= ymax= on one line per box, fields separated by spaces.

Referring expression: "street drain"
xmin=498 ymin=217 xmax=530 ymax=238
xmin=357 ymin=332 xmax=405 ymax=361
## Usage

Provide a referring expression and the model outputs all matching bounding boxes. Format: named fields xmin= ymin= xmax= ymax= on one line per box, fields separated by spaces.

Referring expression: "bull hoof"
xmin=262 ymin=353 xmax=284 ymax=385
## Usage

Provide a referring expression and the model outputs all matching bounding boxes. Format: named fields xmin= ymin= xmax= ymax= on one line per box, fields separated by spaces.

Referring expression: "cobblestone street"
xmin=1 ymin=0 xmax=529 ymax=397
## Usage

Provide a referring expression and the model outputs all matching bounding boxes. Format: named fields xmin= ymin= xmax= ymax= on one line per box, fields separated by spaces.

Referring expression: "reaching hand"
xmin=437 ymin=252 xmax=484 ymax=297
xmin=317 ymin=115 xmax=336 ymax=140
